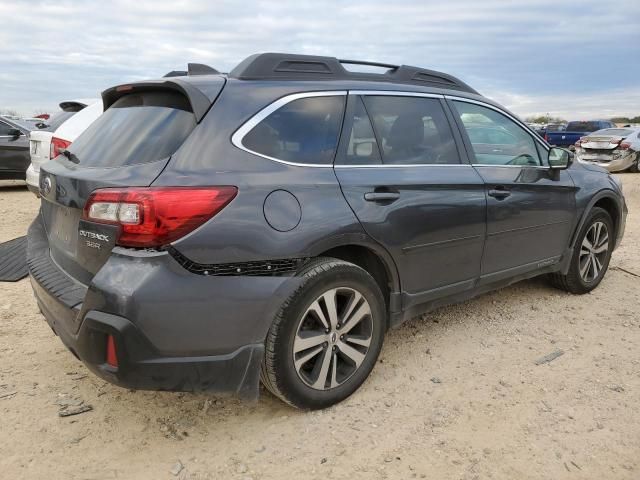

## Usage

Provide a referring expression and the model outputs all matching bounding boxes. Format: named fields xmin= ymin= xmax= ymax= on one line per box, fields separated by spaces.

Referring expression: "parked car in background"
xmin=575 ymin=127 xmax=640 ymax=172
xmin=29 ymin=53 xmax=627 ymax=409
xmin=533 ymin=123 xmax=566 ymax=139
xmin=26 ymin=100 xmax=101 ymax=194
xmin=0 ymin=116 xmax=33 ymax=180
xmin=546 ymin=120 xmax=616 ymax=149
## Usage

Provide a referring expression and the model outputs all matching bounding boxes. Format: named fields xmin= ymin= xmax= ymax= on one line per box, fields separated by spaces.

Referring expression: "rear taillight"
xmin=50 ymin=137 xmax=71 ymax=159
xmin=106 ymin=335 xmax=118 ymax=368
xmin=609 ymin=138 xmax=622 ymax=146
xmin=619 ymin=142 xmax=631 ymax=150
xmin=83 ymin=186 xmax=238 ymax=248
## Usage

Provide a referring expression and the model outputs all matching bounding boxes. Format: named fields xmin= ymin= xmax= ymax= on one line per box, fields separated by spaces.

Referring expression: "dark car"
xmin=0 ymin=116 xmax=32 ymax=180
xmin=29 ymin=53 xmax=627 ymax=410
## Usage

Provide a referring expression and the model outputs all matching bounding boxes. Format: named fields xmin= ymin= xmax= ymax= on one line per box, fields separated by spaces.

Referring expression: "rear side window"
xmin=362 ymin=96 xmax=460 ymax=165
xmin=68 ymin=91 xmax=196 ymax=167
xmin=241 ymin=96 xmax=345 ymax=165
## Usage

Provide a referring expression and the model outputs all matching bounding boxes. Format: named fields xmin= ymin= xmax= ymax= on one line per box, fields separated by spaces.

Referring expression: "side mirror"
xmin=548 ymin=147 xmax=572 ymax=170
xmin=6 ymin=128 xmax=22 ymax=139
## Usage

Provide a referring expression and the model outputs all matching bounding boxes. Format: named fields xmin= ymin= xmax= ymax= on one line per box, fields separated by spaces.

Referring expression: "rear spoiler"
xmin=101 ymin=76 xmax=225 ymax=123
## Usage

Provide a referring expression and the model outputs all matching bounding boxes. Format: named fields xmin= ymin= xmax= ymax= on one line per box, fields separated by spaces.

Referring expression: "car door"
xmin=334 ymin=93 xmax=487 ymax=308
xmin=0 ymin=120 xmax=28 ymax=174
xmin=448 ymin=98 xmax=577 ymax=283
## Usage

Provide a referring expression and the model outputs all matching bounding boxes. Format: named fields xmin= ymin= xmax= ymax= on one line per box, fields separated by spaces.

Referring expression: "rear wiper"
xmin=60 ymin=149 xmax=80 ymax=164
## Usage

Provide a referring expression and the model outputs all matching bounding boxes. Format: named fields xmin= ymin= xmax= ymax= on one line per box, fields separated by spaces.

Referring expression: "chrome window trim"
xmin=334 ymin=164 xmax=471 ymax=169
xmin=470 ymin=164 xmax=550 ymax=169
xmin=348 ymin=90 xmax=444 ymax=99
xmin=231 ymin=90 xmax=347 ymax=168
xmin=444 ymin=95 xmax=550 ymax=151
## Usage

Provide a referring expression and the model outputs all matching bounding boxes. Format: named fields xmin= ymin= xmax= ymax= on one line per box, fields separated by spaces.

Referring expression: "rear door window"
xmin=241 ymin=96 xmax=345 ymax=165
xmin=362 ymin=96 xmax=460 ymax=165
xmin=68 ymin=91 xmax=196 ymax=167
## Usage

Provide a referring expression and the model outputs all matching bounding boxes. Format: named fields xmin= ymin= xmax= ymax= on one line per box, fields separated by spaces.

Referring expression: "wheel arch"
xmin=570 ymin=190 xmax=622 ymax=250
xmin=309 ymin=237 xmax=401 ymax=327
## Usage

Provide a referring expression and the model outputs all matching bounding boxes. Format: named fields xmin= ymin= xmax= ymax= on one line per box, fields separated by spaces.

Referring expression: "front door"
xmin=449 ymin=99 xmax=577 ymax=282
xmin=334 ymin=93 xmax=487 ymax=307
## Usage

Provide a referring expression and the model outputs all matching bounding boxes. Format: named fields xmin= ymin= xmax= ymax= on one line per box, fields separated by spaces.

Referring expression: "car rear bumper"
xmin=25 ymin=164 xmax=40 ymax=191
xmin=27 ymin=214 xmax=301 ymax=398
xmin=577 ymin=151 xmax=637 ymax=172
xmin=33 ymin=278 xmax=263 ymax=396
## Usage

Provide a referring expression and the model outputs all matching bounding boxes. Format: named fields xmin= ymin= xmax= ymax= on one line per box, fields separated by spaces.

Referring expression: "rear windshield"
xmin=566 ymin=121 xmax=602 ymax=132
xmin=44 ymin=111 xmax=75 ymax=131
xmin=68 ymin=91 xmax=195 ymax=168
xmin=590 ymin=128 xmax=633 ymax=137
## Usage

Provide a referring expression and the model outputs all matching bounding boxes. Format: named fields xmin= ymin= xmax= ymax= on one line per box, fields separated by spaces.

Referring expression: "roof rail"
xmin=229 ymin=53 xmax=478 ymax=94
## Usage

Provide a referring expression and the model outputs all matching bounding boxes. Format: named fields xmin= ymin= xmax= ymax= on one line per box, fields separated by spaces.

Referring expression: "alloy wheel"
xmin=579 ymin=221 xmax=609 ymax=283
xmin=292 ymin=287 xmax=373 ymax=390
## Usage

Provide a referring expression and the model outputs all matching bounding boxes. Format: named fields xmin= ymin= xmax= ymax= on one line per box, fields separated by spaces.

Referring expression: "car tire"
xmin=628 ymin=154 xmax=640 ymax=173
xmin=550 ymin=207 xmax=614 ymax=294
xmin=261 ymin=257 xmax=386 ymax=409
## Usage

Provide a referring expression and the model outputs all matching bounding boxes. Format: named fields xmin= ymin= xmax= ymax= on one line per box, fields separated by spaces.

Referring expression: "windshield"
xmin=68 ymin=90 xmax=196 ymax=168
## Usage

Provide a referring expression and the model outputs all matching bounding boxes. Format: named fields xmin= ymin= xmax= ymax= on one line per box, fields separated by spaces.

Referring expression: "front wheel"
xmin=550 ymin=207 xmax=613 ymax=294
xmin=261 ymin=258 xmax=386 ymax=409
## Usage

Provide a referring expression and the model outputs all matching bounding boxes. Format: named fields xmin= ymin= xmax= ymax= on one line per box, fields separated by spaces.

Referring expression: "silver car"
xmin=575 ymin=127 xmax=640 ymax=172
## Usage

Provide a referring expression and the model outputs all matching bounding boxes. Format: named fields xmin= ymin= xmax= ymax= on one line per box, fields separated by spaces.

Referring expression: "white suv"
xmin=26 ymin=100 xmax=102 ymax=195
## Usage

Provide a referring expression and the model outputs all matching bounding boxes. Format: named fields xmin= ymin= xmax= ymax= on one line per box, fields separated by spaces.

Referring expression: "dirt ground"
xmin=0 ymin=175 xmax=638 ymax=480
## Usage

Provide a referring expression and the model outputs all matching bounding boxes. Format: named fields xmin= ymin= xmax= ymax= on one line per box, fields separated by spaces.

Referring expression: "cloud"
xmin=1 ymin=0 xmax=639 ymax=118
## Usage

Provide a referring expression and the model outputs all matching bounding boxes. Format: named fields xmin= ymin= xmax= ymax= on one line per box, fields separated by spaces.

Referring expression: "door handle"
xmin=364 ymin=191 xmax=400 ymax=202
xmin=488 ymin=187 xmax=511 ymax=199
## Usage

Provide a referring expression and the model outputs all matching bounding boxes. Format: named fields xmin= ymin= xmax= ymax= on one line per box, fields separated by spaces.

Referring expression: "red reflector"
xmin=50 ymin=137 xmax=71 ymax=159
xmin=620 ymin=142 xmax=631 ymax=150
xmin=83 ymin=187 xmax=238 ymax=248
xmin=106 ymin=335 xmax=118 ymax=368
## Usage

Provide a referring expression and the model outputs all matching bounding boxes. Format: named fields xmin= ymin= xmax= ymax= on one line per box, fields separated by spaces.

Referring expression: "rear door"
xmin=448 ymin=98 xmax=576 ymax=283
xmin=334 ymin=92 xmax=486 ymax=307
xmin=39 ymin=89 xmax=202 ymax=284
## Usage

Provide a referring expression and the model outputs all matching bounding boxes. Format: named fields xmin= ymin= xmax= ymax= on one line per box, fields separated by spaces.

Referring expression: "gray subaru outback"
xmin=29 ymin=53 xmax=627 ymax=409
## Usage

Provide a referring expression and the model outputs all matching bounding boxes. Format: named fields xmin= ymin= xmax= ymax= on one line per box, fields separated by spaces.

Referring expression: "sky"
xmin=1 ymin=0 xmax=639 ymax=120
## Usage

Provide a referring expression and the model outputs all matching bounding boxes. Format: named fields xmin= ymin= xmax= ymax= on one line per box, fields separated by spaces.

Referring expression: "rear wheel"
xmin=261 ymin=258 xmax=386 ymax=409
xmin=628 ymin=153 xmax=640 ymax=173
xmin=550 ymin=207 xmax=613 ymax=294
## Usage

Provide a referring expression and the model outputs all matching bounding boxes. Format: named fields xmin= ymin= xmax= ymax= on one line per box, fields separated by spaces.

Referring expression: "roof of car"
xmin=227 ymin=53 xmax=479 ymax=94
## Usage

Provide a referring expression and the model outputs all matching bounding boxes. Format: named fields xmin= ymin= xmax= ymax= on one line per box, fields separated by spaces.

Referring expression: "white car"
xmin=26 ymin=100 xmax=102 ymax=194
